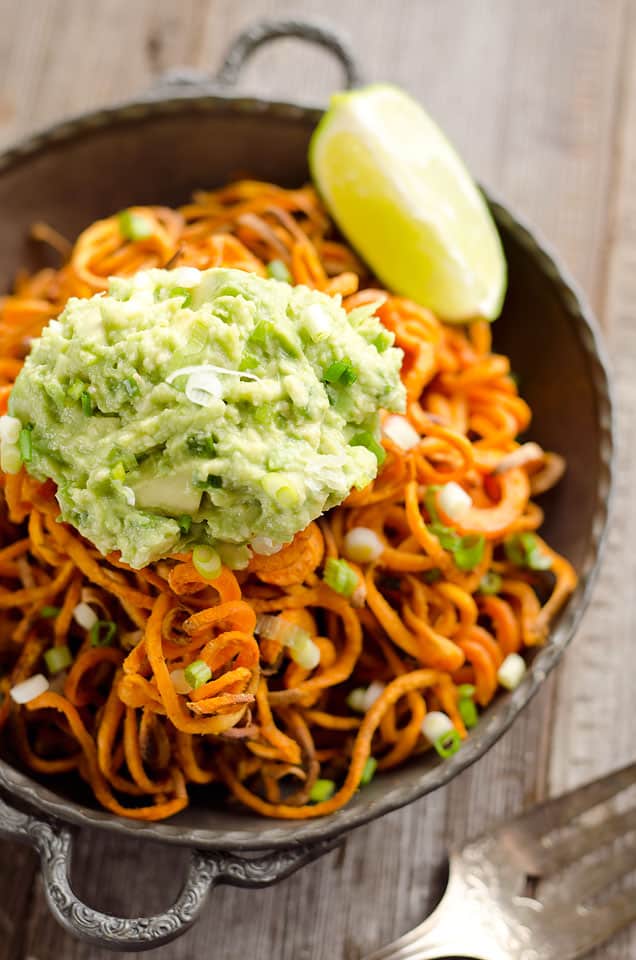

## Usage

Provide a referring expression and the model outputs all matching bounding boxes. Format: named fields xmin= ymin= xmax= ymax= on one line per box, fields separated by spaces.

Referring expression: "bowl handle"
xmin=215 ymin=18 xmax=363 ymax=90
xmin=151 ymin=18 xmax=364 ymax=95
xmin=0 ymin=792 xmax=338 ymax=951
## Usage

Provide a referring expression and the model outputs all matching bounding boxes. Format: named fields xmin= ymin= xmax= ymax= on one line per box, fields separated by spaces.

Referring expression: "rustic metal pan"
xmin=0 ymin=19 xmax=614 ymax=951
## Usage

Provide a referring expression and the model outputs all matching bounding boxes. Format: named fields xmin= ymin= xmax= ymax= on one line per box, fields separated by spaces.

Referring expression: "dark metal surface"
xmin=0 ymin=16 xmax=615 ymax=951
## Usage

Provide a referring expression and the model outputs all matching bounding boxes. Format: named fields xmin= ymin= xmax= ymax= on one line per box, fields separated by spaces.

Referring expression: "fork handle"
xmin=363 ymin=869 xmax=505 ymax=960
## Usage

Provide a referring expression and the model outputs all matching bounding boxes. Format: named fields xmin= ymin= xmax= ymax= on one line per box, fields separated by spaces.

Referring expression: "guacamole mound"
xmin=10 ymin=267 xmax=405 ymax=568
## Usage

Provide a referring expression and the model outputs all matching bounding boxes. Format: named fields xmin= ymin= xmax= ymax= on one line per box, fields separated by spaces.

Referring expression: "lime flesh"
xmin=309 ymin=84 xmax=507 ymax=323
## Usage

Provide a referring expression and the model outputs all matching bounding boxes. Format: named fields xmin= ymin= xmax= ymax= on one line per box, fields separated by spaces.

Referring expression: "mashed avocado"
xmin=9 ymin=267 xmax=405 ymax=567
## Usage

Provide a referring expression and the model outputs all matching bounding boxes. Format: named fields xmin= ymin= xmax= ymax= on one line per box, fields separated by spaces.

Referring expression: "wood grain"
xmin=0 ymin=1 xmax=634 ymax=958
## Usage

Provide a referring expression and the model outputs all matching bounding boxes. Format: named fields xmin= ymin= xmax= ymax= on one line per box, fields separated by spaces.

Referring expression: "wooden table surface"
xmin=0 ymin=1 xmax=634 ymax=957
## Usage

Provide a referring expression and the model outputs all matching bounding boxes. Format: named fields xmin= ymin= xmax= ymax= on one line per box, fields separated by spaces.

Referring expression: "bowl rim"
xmin=0 ymin=91 xmax=615 ymax=851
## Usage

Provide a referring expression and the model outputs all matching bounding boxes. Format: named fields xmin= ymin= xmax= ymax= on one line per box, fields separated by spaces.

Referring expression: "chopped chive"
xmin=184 ymin=658 xmax=212 ymax=690
xmin=110 ymin=461 xmax=126 ymax=482
xmin=118 ymin=209 xmax=153 ymax=241
xmin=266 ymin=259 xmax=292 ymax=283
xmin=81 ymin=391 xmax=93 ymax=416
xmin=324 ymin=557 xmax=358 ymax=598
xmin=44 ymin=645 xmax=72 ymax=675
xmin=360 ymin=756 xmax=377 ymax=786
xmin=89 ymin=620 xmax=117 ymax=647
xmin=478 ymin=571 xmax=503 ymax=595
xmin=18 ymin=427 xmax=32 ymax=462
xmin=40 ymin=605 xmax=60 ymax=619
xmin=433 ymin=728 xmax=461 ymax=758
xmin=178 ymin=514 xmax=192 ymax=534
xmin=309 ymin=778 xmax=336 ymax=802
xmin=350 ymin=431 xmax=386 ymax=465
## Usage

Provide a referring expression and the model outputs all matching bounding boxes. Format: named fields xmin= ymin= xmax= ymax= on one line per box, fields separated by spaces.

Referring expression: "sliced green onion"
xmin=44 ymin=645 xmax=72 ymax=675
xmin=372 ymin=330 xmax=393 ymax=352
xmin=346 ymin=688 xmax=368 ymax=713
xmin=457 ymin=683 xmax=476 ymax=700
xmin=81 ymin=391 xmax=93 ymax=416
xmin=18 ymin=427 xmax=32 ymax=462
xmin=360 ymin=756 xmax=377 ymax=786
xmin=89 ymin=620 xmax=117 ymax=647
xmin=343 ymin=527 xmax=384 ymax=564
xmin=67 ymin=379 xmax=85 ymax=401
xmin=261 ymin=473 xmax=301 ymax=507
xmin=309 ymin=778 xmax=336 ymax=802
xmin=177 ymin=515 xmax=192 ymax=535
xmin=504 ymin=533 xmax=552 ymax=571
xmin=184 ymin=658 xmax=212 ymax=690
xmin=239 ymin=353 xmax=259 ymax=371
xmin=458 ymin=698 xmax=478 ymax=729
xmin=434 ymin=728 xmax=461 ymax=758
xmin=217 ymin=543 xmax=251 ymax=571
xmin=423 ymin=568 xmax=442 ymax=584
xmin=266 ymin=259 xmax=292 ymax=283
xmin=118 ymin=209 xmax=153 ymax=241
xmin=424 ymin=485 xmax=441 ymax=523
xmin=478 ymin=571 xmax=502 ymax=595
xmin=40 ymin=605 xmax=60 ymax=619
xmin=453 ymin=534 xmax=486 ymax=571
xmin=324 ymin=558 xmax=358 ymax=598
xmin=288 ymin=633 xmax=321 ymax=670
xmin=428 ymin=522 xmax=460 ymax=551
xmin=192 ymin=544 xmax=222 ymax=580
xmin=121 ymin=377 xmax=139 ymax=397
xmin=170 ymin=287 xmax=193 ymax=307
xmin=110 ymin=461 xmax=126 ymax=482
xmin=249 ymin=319 xmax=269 ymax=345
xmin=323 ymin=359 xmax=357 ymax=385
xmin=497 ymin=652 xmax=527 ymax=690
xmin=350 ymin=431 xmax=386 ymax=465
xmin=0 ymin=442 xmax=21 ymax=474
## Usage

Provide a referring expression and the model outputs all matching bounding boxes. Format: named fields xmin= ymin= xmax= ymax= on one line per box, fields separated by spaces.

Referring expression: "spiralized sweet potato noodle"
xmin=0 ymin=181 xmax=576 ymax=819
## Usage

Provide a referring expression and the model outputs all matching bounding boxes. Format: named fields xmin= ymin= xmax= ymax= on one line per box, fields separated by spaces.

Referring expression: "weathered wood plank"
xmin=0 ymin=1 xmax=631 ymax=958
xmin=547 ymin=3 xmax=636 ymax=958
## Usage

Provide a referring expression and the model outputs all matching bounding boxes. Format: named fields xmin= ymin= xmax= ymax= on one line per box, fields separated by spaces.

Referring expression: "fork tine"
xmin=495 ymin=762 xmax=636 ymax=839
xmin=549 ymin=836 xmax=636 ymax=904
xmin=527 ymin=805 xmax=636 ymax=876
xmin=582 ymin=889 xmax=636 ymax=952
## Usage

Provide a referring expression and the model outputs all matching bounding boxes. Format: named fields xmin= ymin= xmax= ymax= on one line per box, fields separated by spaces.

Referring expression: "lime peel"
xmin=309 ymin=84 xmax=507 ymax=323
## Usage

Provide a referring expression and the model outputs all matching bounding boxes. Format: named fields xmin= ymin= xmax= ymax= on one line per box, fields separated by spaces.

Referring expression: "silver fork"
xmin=364 ymin=762 xmax=636 ymax=960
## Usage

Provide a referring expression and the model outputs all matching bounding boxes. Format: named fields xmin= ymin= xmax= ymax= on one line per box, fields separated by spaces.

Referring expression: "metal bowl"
xmin=0 ymin=19 xmax=613 ymax=951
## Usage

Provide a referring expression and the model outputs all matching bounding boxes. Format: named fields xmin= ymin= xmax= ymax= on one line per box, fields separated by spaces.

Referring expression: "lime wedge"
xmin=309 ymin=84 xmax=507 ymax=322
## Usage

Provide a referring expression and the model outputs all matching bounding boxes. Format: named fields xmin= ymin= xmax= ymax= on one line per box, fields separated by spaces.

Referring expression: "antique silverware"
xmin=366 ymin=763 xmax=636 ymax=960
